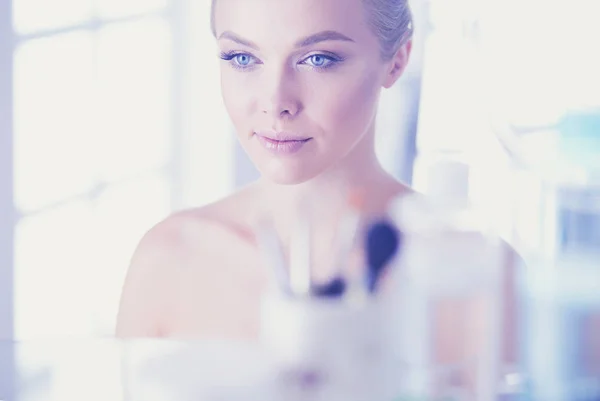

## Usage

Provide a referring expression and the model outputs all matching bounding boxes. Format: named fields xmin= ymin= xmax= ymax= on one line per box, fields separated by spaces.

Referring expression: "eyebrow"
xmin=295 ymin=30 xmax=355 ymax=47
xmin=217 ymin=30 xmax=355 ymax=50
xmin=218 ymin=31 xmax=259 ymax=50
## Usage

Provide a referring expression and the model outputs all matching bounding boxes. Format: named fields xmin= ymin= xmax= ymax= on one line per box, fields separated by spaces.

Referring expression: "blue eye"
xmin=302 ymin=53 xmax=342 ymax=70
xmin=234 ymin=54 xmax=252 ymax=66
xmin=219 ymin=51 xmax=342 ymax=72
xmin=219 ymin=51 xmax=259 ymax=70
xmin=307 ymin=55 xmax=328 ymax=67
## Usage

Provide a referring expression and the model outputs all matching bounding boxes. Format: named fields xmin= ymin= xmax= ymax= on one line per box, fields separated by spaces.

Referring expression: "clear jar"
xmin=388 ymin=191 xmax=508 ymax=401
xmin=259 ymin=292 xmax=403 ymax=401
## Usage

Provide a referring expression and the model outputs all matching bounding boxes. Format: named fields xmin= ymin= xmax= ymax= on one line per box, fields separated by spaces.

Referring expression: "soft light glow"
xmin=14 ymin=31 xmax=95 ymax=213
xmin=14 ymin=200 xmax=96 ymax=339
xmin=94 ymin=17 xmax=172 ymax=183
xmin=12 ymin=0 xmax=93 ymax=34
xmin=94 ymin=0 xmax=168 ymax=20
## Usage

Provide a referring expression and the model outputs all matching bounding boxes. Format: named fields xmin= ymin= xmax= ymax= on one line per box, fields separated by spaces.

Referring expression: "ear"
xmin=382 ymin=40 xmax=412 ymax=89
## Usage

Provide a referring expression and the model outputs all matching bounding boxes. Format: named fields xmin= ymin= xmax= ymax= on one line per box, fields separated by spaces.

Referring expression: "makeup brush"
xmin=364 ymin=219 xmax=402 ymax=294
xmin=254 ymin=219 xmax=290 ymax=295
xmin=332 ymin=188 xmax=365 ymax=275
xmin=289 ymin=202 xmax=312 ymax=297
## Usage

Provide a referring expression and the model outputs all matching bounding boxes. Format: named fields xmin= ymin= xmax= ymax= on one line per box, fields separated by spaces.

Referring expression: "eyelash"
xmin=218 ymin=51 xmax=344 ymax=71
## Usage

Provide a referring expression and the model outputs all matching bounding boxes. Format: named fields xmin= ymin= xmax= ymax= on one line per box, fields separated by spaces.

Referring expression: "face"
xmin=214 ymin=0 xmax=406 ymax=185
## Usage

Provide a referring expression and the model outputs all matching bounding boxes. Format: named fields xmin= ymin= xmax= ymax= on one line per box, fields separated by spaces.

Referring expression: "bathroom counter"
xmin=1 ymin=338 xmax=402 ymax=401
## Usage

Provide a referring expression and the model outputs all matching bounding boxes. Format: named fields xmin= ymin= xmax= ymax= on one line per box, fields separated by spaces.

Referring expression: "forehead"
xmin=214 ymin=0 xmax=376 ymax=48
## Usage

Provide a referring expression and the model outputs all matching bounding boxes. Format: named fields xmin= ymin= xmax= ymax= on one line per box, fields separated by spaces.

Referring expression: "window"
xmin=10 ymin=0 xmax=177 ymax=340
xmin=414 ymin=0 xmax=600 ymax=249
xmin=2 ymin=1 xmax=235 ymax=397
xmin=7 ymin=0 xmax=235 ymax=341
xmin=13 ymin=0 xmax=94 ymax=35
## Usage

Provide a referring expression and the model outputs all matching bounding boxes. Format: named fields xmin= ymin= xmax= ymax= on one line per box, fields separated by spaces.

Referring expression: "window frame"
xmin=0 ymin=0 xmax=16 ymax=398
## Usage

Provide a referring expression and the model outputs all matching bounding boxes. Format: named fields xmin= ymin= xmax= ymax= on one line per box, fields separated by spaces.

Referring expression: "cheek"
xmin=312 ymin=72 xmax=381 ymax=138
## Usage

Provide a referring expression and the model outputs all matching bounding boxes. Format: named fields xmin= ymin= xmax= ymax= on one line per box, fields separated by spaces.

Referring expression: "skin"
xmin=115 ymin=0 xmax=519 ymax=380
xmin=116 ymin=0 xmax=412 ymax=340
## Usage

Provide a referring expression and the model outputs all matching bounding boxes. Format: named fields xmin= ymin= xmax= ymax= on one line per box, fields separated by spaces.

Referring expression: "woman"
xmin=116 ymin=0 xmax=477 ymax=341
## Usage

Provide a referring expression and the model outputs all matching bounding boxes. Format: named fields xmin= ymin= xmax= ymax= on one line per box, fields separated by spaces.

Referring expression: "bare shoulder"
xmin=133 ymin=183 xmax=261 ymax=268
xmin=115 ymin=185 xmax=262 ymax=338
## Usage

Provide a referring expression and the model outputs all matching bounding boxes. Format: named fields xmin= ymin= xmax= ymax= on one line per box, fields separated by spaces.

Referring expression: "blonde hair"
xmin=210 ymin=0 xmax=413 ymax=61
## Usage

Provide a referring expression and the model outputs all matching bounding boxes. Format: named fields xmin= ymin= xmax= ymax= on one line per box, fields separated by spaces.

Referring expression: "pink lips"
xmin=255 ymin=132 xmax=312 ymax=154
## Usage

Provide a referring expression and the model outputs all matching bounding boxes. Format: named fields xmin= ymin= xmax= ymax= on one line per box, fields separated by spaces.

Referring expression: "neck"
xmin=253 ymin=126 xmax=404 ymax=281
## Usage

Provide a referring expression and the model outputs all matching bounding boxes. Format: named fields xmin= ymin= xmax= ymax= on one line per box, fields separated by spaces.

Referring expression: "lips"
xmin=254 ymin=131 xmax=312 ymax=154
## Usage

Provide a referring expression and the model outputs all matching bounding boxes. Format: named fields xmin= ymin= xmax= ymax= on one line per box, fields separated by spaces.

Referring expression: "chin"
xmin=241 ymin=140 xmax=333 ymax=185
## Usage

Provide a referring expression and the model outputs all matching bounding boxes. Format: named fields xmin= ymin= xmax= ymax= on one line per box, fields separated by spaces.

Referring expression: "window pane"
xmin=416 ymin=25 xmax=482 ymax=154
xmin=12 ymin=0 xmax=93 ymax=35
xmin=95 ymin=17 xmax=172 ymax=183
xmin=89 ymin=172 xmax=171 ymax=335
xmin=180 ymin=0 xmax=236 ymax=207
xmin=481 ymin=1 xmax=600 ymax=124
xmin=14 ymin=200 xmax=96 ymax=339
xmin=14 ymin=32 xmax=96 ymax=213
xmin=14 ymin=173 xmax=171 ymax=339
xmin=95 ymin=0 xmax=168 ymax=20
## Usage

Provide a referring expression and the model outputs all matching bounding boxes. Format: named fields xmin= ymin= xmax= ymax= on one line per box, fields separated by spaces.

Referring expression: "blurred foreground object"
xmin=494 ymin=109 xmax=600 ymax=401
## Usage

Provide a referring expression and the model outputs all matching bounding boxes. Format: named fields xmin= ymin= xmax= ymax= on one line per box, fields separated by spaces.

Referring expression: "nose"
xmin=260 ymin=67 xmax=302 ymax=119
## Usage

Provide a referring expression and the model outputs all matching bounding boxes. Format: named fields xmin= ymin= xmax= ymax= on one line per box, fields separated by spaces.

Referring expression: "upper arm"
xmin=115 ymin=217 xmax=183 ymax=338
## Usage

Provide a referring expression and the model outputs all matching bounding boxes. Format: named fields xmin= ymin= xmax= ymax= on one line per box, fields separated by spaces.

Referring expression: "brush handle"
xmin=366 ymin=270 xmax=380 ymax=294
xmin=290 ymin=214 xmax=311 ymax=296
